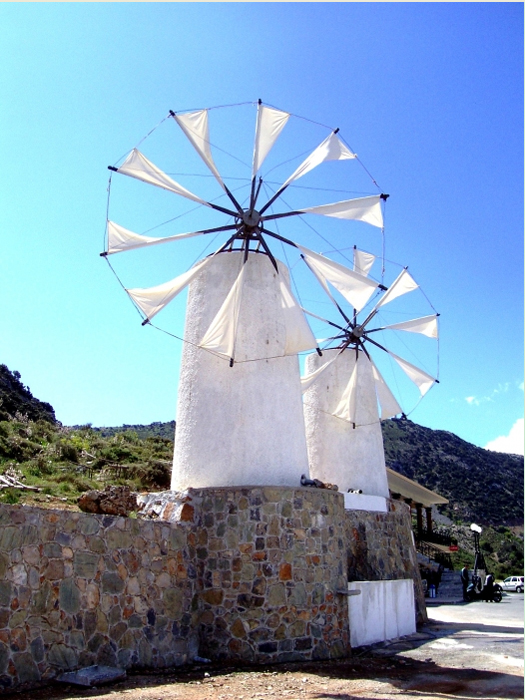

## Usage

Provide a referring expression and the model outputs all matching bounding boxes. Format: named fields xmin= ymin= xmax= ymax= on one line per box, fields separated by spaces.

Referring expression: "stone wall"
xmin=0 ymin=488 xmax=425 ymax=689
xmin=0 ymin=505 xmax=197 ymax=689
xmin=188 ymin=487 xmax=348 ymax=663
xmin=345 ymin=501 xmax=428 ymax=624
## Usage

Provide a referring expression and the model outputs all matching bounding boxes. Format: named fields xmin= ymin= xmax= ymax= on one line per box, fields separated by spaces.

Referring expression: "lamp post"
xmin=470 ymin=523 xmax=486 ymax=584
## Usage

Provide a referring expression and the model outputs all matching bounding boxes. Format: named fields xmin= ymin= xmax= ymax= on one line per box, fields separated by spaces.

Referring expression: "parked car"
xmin=500 ymin=576 xmax=524 ymax=593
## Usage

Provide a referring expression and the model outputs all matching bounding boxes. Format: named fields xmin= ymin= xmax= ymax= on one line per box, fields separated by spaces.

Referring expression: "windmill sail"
xmin=354 ymin=248 xmax=376 ymax=276
xmin=199 ymin=264 xmax=246 ymax=361
xmin=126 ymin=257 xmax=212 ymax=322
xmin=298 ymin=245 xmax=379 ymax=312
xmin=369 ymin=357 xmax=402 ymax=419
xmin=117 ymin=149 xmax=208 ymax=205
xmin=375 ymin=268 xmax=418 ymax=309
xmin=333 ymin=357 xmax=359 ymax=422
xmin=300 ymin=351 xmax=340 ymax=392
xmin=252 ymin=104 xmax=290 ymax=177
xmin=380 ymin=314 xmax=439 ymax=338
xmin=388 ymin=351 xmax=436 ymax=396
xmin=199 ymin=263 xmax=318 ymax=361
xmin=280 ymin=131 xmax=356 ymax=189
xmin=279 ymin=277 xmax=318 ymax=354
xmin=106 ymin=221 xmax=210 ymax=255
xmin=173 ymin=110 xmax=225 ymax=190
xmin=299 ymin=195 xmax=383 ymax=228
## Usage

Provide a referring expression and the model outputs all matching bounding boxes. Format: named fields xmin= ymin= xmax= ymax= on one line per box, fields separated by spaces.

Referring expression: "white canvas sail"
xmin=173 ymin=110 xmax=225 ymax=190
xmin=382 ymin=314 xmax=439 ymax=338
xmin=369 ymin=357 xmax=402 ymax=419
xmin=299 ymin=245 xmax=379 ymax=312
xmin=389 ymin=351 xmax=436 ymax=396
xmin=252 ymin=104 xmax=290 ymax=176
xmin=300 ymin=352 xmax=340 ymax=392
xmin=117 ymin=149 xmax=207 ymax=205
xmin=281 ymin=132 xmax=356 ymax=189
xmin=106 ymin=221 xmax=206 ymax=255
xmin=279 ymin=276 xmax=318 ymax=354
xmin=375 ymin=268 xmax=418 ymax=309
xmin=199 ymin=264 xmax=247 ymax=360
xmin=299 ymin=195 xmax=383 ymax=228
xmin=353 ymin=248 xmax=376 ymax=277
xmin=333 ymin=357 xmax=359 ymax=422
xmin=126 ymin=257 xmax=211 ymax=322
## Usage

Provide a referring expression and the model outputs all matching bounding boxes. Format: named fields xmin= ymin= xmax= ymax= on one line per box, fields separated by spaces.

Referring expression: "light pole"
xmin=470 ymin=523 xmax=487 ymax=585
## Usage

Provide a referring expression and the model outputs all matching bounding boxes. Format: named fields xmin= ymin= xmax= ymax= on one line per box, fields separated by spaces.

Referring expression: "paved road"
xmin=370 ymin=591 xmax=524 ymax=698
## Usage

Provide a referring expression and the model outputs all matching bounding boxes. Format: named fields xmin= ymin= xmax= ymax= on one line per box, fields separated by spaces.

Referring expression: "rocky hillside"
xmin=0 ymin=364 xmax=55 ymax=423
xmin=381 ymin=418 xmax=524 ymax=527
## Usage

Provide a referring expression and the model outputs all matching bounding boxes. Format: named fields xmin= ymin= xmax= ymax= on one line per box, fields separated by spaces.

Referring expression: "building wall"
xmin=0 ymin=489 xmax=425 ymax=689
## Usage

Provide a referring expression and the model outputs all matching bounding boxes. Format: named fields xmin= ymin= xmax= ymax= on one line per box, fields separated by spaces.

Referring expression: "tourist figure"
xmin=483 ymin=572 xmax=494 ymax=599
xmin=460 ymin=566 xmax=469 ymax=601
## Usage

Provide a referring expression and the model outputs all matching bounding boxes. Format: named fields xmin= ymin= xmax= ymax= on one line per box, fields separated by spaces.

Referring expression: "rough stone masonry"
xmin=0 ymin=486 xmax=424 ymax=690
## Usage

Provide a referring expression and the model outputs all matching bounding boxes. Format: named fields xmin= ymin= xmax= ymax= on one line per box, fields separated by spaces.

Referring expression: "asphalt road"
xmin=370 ymin=590 xmax=524 ymax=698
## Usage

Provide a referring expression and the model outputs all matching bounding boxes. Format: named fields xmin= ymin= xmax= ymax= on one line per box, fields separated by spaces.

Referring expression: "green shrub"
xmin=0 ymin=489 xmax=20 ymax=504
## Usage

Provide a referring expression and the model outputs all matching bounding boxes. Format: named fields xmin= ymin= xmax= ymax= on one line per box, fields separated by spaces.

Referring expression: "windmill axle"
xmin=242 ymin=209 xmax=262 ymax=229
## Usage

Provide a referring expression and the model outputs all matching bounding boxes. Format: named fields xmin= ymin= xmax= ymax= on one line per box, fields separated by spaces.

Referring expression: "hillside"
xmin=0 ymin=364 xmax=55 ymax=424
xmin=381 ymin=418 xmax=524 ymax=526
xmin=1 ymin=365 xmax=522 ymax=528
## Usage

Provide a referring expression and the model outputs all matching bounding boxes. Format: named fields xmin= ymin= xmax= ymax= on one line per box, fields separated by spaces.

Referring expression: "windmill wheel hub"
xmin=352 ymin=325 xmax=365 ymax=339
xmin=242 ymin=209 xmax=261 ymax=229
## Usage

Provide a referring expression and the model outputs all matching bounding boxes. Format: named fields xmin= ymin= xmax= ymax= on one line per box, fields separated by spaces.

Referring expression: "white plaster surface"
xmin=171 ymin=252 xmax=310 ymax=490
xmin=344 ymin=493 xmax=388 ymax=512
xmin=303 ymin=349 xmax=389 ymax=497
xmin=348 ymin=579 xmax=416 ymax=648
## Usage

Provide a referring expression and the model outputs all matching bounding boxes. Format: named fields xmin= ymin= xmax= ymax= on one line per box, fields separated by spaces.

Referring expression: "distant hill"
xmin=91 ymin=421 xmax=175 ymax=441
xmin=381 ymin=418 xmax=524 ymax=526
xmin=0 ymin=365 xmax=55 ymax=424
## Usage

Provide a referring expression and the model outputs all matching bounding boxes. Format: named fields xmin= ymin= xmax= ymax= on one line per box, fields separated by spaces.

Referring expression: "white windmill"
xmin=102 ymin=101 xmax=424 ymax=491
xmin=301 ymin=246 xmax=439 ymax=503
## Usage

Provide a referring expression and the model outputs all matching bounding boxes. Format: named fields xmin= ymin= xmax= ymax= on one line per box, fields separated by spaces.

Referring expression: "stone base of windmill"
xmin=137 ymin=484 xmax=425 ymax=664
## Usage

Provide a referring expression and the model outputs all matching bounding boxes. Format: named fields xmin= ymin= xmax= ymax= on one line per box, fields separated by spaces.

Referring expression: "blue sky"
xmin=1 ymin=3 xmax=523 ymax=455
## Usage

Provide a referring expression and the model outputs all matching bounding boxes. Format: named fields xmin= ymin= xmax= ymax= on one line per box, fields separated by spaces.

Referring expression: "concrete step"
xmin=425 ymin=570 xmax=465 ymax=605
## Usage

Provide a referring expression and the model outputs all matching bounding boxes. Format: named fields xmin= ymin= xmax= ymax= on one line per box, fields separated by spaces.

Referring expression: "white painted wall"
xmin=303 ymin=349 xmax=389 ymax=497
xmin=171 ymin=252 xmax=310 ymax=490
xmin=343 ymin=493 xmax=388 ymax=512
xmin=348 ymin=579 xmax=416 ymax=647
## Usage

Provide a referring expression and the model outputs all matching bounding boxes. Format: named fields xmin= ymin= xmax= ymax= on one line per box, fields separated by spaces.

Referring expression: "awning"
xmin=386 ymin=467 xmax=448 ymax=507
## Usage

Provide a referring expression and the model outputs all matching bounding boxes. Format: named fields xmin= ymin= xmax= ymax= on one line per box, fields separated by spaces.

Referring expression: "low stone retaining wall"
xmin=0 ymin=505 xmax=197 ymax=689
xmin=0 ymin=489 xmax=424 ymax=689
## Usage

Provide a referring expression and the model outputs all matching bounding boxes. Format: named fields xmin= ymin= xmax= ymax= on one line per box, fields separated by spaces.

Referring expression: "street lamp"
xmin=470 ymin=523 xmax=486 ymax=581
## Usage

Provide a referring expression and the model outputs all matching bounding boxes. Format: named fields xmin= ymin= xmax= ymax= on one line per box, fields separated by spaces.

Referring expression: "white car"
xmin=500 ymin=576 xmax=524 ymax=593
